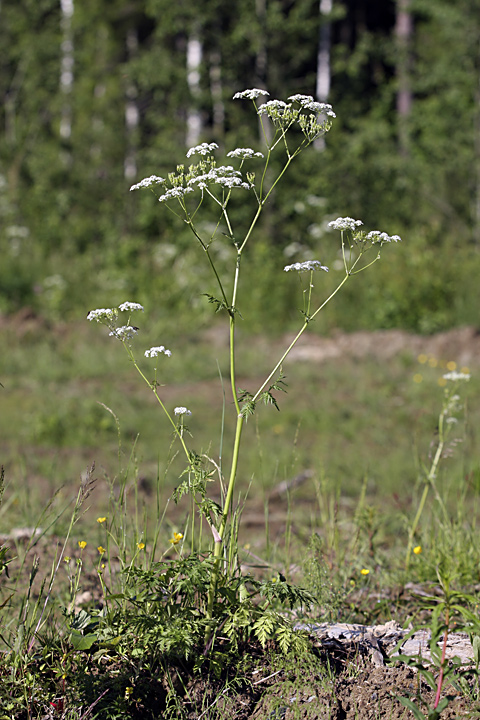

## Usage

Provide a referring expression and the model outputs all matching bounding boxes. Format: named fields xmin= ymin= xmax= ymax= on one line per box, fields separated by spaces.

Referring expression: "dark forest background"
xmin=1 ymin=0 xmax=479 ymax=334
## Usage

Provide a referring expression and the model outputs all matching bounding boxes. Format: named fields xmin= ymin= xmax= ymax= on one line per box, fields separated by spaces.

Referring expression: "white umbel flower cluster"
xmin=174 ymin=407 xmax=192 ymax=416
xmin=328 ymin=217 xmax=364 ymax=231
xmin=144 ymin=346 xmax=172 ymax=358
xmin=227 ymin=148 xmax=264 ymax=159
xmin=118 ymin=302 xmax=144 ymax=312
xmin=129 ymin=175 xmax=165 ymax=191
xmin=158 ymin=186 xmax=194 ymax=204
xmin=186 ymin=142 xmax=219 ymax=158
xmin=443 ymin=371 xmax=470 ymax=382
xmin=188 ymin=166 xmax=252 ymax=191
xmin=109 ymin=326 xmax=138 ymax=340
xmin=257 ymin=100 xmax=288 ymax=116
xmin=233 ymin=88 xmax=270 ymax=100
xmin=87 ymin=308 xmax=116 ymax=322
xmin=284 ymin=261 xmax=329 ymax=273
xmin=366 ymin=231 xmax=402 ymax=244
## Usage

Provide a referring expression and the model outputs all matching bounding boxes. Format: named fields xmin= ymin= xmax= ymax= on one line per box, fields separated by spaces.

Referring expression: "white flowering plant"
xmin=405 ymin=370 xmax=470 ymax=570
xmin=89 ymin=89 xmax=400 ymax=644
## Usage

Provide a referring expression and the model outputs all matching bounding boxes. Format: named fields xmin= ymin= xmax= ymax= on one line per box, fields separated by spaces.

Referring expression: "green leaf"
xmin=69 ymin=630 xmax=98 ymax=651
xmin=252 ymin=612 xmax=276 ymax=648
xmin=398 ymin=697 xmax=427 ymax=720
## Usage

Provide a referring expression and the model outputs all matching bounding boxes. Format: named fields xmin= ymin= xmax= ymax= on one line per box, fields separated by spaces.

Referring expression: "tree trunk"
xmin=124 ymin=26 xmax=139 ymax=181
xmin=395 ymin=0 xmax=413 ymax=155
xmin=186 ymin=31 xmax=203 ymax=148
xmin=60 ymin=0 xmax=74 ymax=141
xmin=254 ymin=0 xmax=270 ymax=143
xmin=209 ymin=49 xmax=224 ymax=142
xmin=314 ymin=0 xmax=332 ymax=150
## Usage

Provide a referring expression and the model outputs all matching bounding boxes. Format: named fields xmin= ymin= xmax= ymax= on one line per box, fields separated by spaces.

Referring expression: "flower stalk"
xmin=89 ymin=88 xmax=400 ymax=649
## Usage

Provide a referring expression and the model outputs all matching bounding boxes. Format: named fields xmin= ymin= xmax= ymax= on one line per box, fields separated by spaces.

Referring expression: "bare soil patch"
xmin=286 ymin=326 xmax=480 ymax=367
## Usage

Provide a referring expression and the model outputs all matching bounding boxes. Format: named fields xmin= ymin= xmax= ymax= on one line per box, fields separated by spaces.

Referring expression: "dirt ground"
xmin=181 ymin=637 xmax=478 ymax=720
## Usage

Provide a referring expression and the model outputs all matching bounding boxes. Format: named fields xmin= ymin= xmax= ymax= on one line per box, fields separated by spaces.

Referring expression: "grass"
xmin=2 ymin=316 xmax=480 ymax=718
xmin=1 ymin=318 xmax=479 ymax=537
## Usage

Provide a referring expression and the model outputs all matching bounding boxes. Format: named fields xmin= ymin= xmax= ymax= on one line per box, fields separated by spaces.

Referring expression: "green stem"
xmin=206 ymin=413 xmax=244 ymax=631
xmin=434 ymin=607 xmax=450 ymax=710
xmin=252 ymin=272 xmax=351 ymax=404
xmin=405 ymin=414 xmax=446 ymax=570
xmin=126 ymin=346 xmax=191 ymax=463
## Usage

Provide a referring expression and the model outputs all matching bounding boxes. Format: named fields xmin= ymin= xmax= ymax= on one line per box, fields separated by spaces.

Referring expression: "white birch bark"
xmin=209 ymin=50 xmax=224 ymax=139
xmin=254 ymin=0 xmax=270 ymax=143
xmin=395 ymin=0 xmax=413 ymax=155
xmin=186 ymin=33 xmax=203 ymax=148
xmin=314 ymin=0 xmax=332 ymax=150
xmin=124 ymin=27 xmax=139 ymax=180
xmin=60 ymin=0 xmax=74 ymax=140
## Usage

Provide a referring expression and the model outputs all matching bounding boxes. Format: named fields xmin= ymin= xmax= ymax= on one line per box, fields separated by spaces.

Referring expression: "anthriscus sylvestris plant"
xmin=88 ymin=89 xmax=400 ymax=645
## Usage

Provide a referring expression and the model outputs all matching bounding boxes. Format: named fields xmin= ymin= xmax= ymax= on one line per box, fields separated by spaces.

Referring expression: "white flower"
xmin=174 ymin=406 xmax=192 ymax=416
xmin=118 ymin=301 xmax=144 ymax=312
xmin=288 ymin=94 xmax=314 ymax=105
xmin=227 ymin=148 xmax=264 ymax=159
xmin=366 ymin=231 xmax=402 ymax=244
xmin=328 ymin=217 xmax=364 ymax=231
xmin=443 ymin=371 xmax=470 ymax=382
xmin=257 ymin=100 xmax=289 ymax=115
xmin=158 ymin=186 xmax=194 ymax=203
xmin=87 ymin=308 xmax=116 ymax=322
xmin=302 ymin=101 xmax=336 ymax=118
xmin=144 ymin=346 xmax=172 ymax=358
xmin=188 ymin=166 xmax=252 ymax=191
xmin=233 ymin=88 xmax=270 ymax=100
xmin=284 ymin=261 xmax=329 ymax=273
xmin=186 ymin=142 xmax=219 ymax=158
xmin=109 ymin=325 xmax=138 ymax=339
xmin=129 ymin=175 xmax=165 ymax=191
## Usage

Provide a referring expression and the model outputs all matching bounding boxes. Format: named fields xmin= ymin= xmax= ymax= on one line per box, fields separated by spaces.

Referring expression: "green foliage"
xmin=0 ymin=0 xmax=479 ymax=333
xmin=396 ymin=573 xmax=480 ymax=720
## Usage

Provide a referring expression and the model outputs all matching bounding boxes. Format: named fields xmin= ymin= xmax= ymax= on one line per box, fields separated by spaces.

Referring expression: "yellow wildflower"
xmin=438 ymin=377 xmax=447 ymax=387
xmin=64 ymin=556 xmax=71 ymax=563
xmin=413 ymin=545 xmax=422 ymax=555
xmin=97 ymin=546 xmax=105 ymax=554
xmin=169 ymin=532 xmax=183 ymax=545
xmin=137 ymin=542 xmax=145 ymax=550
xmin=428 ymin=357 xmax=438 ymax=368
xmin=360 ymin=568 xmax=370 ymax=576
xmin=413 ymin=373 xmax=423 ymax=384
xmin=78 ymin=541 xmax=87 ymax=550
xmin=417 ymin=354 xmax=428 ymax=364
xmin=446 ymin=361 xmax=457 ymax=371
xmin=97 ymin=517 xmax=106 ymax=524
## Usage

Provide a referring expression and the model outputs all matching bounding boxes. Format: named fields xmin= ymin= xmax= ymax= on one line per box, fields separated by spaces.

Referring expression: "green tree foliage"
xmin=0 ymin=0 xmax=479 ymax=330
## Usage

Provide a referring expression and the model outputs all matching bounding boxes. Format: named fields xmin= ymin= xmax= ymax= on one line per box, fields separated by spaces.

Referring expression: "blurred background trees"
xmin=1 ymin=0 xmax=479 ymax=333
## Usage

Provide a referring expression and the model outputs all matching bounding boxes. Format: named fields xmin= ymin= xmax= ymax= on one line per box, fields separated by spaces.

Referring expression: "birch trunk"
xmin=60 ymin=0 xmax=74 ymax=141
xmin=186 ymin=32 xmax=203 ymax=148
xmin=395 ymin=0 xmax=413 ymax=156
xmin=209 ymin=49 xmax=224 ymax=141
xmin=314 ymin=0 xmax=332 ymax=150
xmin=124 ymin=27 xmax=139 ymax=181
